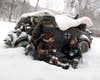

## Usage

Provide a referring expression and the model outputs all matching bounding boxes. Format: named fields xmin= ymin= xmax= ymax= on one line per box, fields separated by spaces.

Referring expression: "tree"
xmin=64 ymin=0 xmax=79 ymax=18
xmin=9 ymin=0 xmax=14 ymax=21
xmin=35 ymin=0 xmax=40 ymax=11
xmin=80 ymin=0 xmax=87 ymax=9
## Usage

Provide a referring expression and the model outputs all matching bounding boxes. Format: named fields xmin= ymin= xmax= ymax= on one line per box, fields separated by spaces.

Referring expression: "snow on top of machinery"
xmin=21 ymin=10 xmax=55 ymax=18
xmin=20 ymin=10 xmax=93 ymax=31
xmin=55 ymin=14 xmax=93 ymax=31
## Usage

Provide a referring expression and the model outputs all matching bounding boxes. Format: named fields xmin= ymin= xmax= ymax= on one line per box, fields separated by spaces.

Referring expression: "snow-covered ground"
xmin=0 ymin=21 xmax=100 ymax=80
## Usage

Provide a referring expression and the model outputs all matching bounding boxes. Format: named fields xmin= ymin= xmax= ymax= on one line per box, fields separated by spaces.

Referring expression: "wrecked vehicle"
xmin=4 ymin=10 xmax=93 ymax=53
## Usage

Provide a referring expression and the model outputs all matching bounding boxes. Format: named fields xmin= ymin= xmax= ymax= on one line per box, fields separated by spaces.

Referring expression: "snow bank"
xmin=21 ymin=10 xmax=55 ymax=18
xmin=0 ymin=21 xmax=15 ymax=41
xmin=55 ymin=14 xmax=93 ymax=31
xmin=0 ymin=21 xmax=15 ymax=47
xmin=20 ymin=10 xmax=93 ymax=31
xmin=0 ymin=21 xmax=100 ymax=80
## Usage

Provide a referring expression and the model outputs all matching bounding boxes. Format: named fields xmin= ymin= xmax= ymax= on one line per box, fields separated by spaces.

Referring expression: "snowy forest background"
xmin=0 ymin=0 xmax=100 ymax=37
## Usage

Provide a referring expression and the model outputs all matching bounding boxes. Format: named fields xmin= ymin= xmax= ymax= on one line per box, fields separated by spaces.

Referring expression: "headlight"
xmin=80 ymin=34 xmax=90 ymax=42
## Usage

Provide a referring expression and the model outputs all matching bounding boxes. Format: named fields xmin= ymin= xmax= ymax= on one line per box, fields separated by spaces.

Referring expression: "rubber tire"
xmin=78 ymin=41 xmax=89 ymax=53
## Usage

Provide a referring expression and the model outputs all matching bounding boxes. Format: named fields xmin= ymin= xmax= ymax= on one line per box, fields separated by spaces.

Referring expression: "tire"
xmin=15 ymin=40 xmax=28 ymax=48
xmin=78 ymin=41 xmax=89 ymax=53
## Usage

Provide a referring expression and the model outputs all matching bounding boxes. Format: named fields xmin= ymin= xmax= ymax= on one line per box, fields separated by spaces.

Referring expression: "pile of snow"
xmin=21 ymin=10 xmax=55 ymax=18
xmin=0 ymin=21 xmax=15 ymax=47
xmin=0 ymin=21 xmax=100 ymax=80
xmin=55 ymin=14 xmax=93 ymax=31
xmin=20 ymin=10 xmax=93 ymax=31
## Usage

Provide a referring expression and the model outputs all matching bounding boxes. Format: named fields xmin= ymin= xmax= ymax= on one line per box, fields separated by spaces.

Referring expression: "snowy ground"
xmin=0 ymin=21 xmax=100 ymax=80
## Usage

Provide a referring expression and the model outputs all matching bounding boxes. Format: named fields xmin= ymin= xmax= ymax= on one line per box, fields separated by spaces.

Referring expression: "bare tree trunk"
xmin=64 ymin=0 xmax=79 ymax=18
xmin=24 ymin=0 xmax=26 ymax=3
xmin=19 ymin=0 xmax=26 ymax=17
xmin=35 ymin=0 xmax=39 ymax=11
xmin=9 ymin=0 xmax=14 ymax=22
xmin=80 ymin=0 xmax=87 ymax=9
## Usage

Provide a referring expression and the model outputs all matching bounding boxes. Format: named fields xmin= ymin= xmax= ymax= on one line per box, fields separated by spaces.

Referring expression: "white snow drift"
xmin=0 ymin=21 xmax=100 ymax=80
xmin=55 ymin=14 xmax=93 ymax=31
xmin=21 ymin=10 xmax=93 ymax=31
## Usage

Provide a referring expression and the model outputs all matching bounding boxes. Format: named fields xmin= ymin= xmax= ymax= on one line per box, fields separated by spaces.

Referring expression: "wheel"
xmin=15 ymin=40 xmax=28 ymax=48
xmin=78 ymin=41 xmax=89 ymax=53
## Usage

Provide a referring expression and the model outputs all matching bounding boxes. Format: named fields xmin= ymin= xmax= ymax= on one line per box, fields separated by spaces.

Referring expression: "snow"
xmin=55 ymin=14 xmax=93 ymax=31
xmin=20 ymin=10 xmax=93 ymax=31
xmin=0 ymin=21 xmax=15 ymax=46
xmin=0 ymin=21 xmax=100 ymax=80
xmin=21 ymin=10 xmax=55 ymax=18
